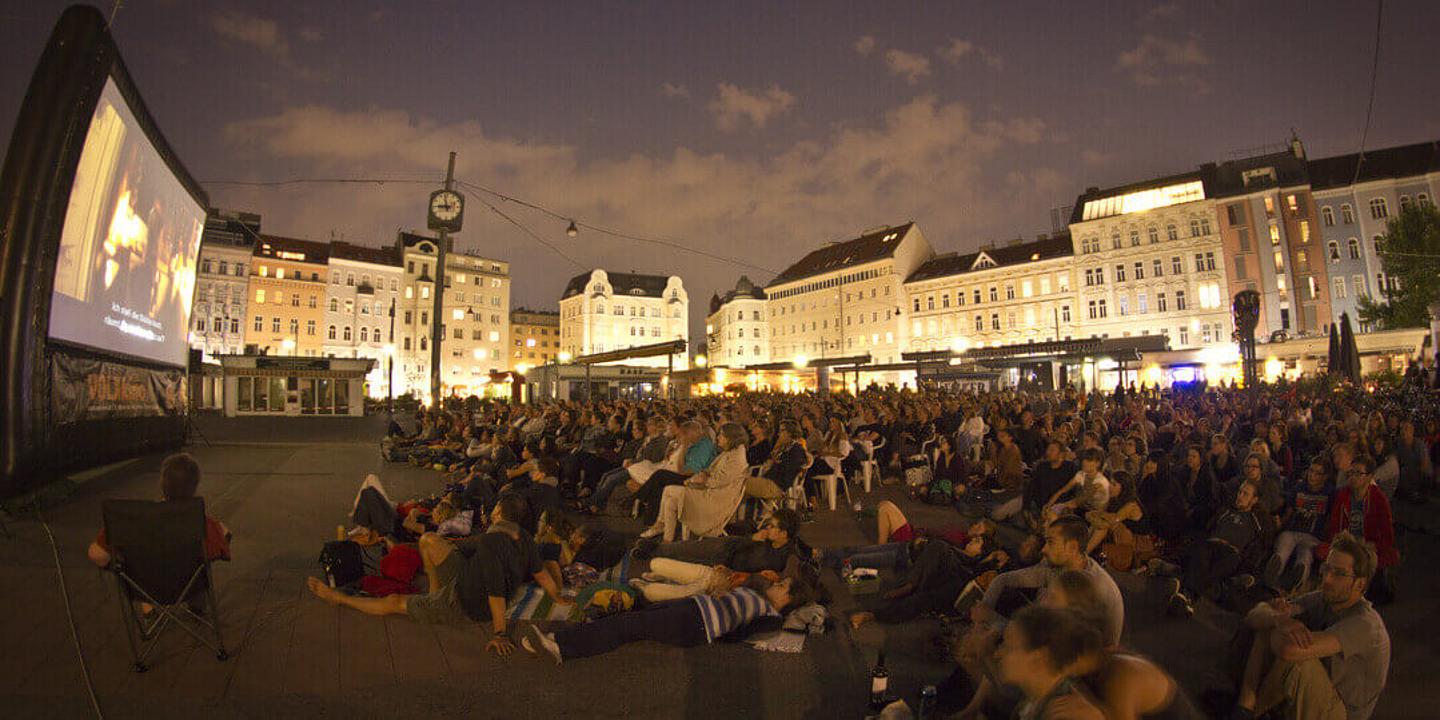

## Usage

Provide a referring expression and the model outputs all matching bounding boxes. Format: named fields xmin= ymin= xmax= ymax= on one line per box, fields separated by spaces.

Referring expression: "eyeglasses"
xmin=1319 ymin=563 xmax=1355 ymax=579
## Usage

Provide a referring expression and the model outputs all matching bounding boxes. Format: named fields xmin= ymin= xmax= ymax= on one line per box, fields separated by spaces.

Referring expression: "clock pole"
xmin=429 ymin=151 xmax=457 ymax=409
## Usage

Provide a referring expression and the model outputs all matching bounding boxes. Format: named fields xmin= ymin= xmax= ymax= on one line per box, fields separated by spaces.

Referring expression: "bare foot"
xmin=850 ymin=611 xmax=874 ymax=630
xmin=307 ymin=577 xmax=340 ymax=605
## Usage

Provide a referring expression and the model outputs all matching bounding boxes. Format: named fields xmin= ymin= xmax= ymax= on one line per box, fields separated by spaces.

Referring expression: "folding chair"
xmin=102 ymin=498 xmax=228 ymax=672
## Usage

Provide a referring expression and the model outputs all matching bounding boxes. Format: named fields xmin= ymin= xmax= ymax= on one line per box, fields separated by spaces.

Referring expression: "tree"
xmin=1357 ymin=203 xmax=1440 ymax=330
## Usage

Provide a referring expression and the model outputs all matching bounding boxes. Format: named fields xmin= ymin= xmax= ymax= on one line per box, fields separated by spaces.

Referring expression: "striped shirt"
xmin=692 ymin=587 xmax=778 ymax=643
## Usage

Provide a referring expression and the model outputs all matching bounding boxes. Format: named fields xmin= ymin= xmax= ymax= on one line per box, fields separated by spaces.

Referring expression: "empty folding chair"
xmin=102 ymin=498 xmax=228 ymax=672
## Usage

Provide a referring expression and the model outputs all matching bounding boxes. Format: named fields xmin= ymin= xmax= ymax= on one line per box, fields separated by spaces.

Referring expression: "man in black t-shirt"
xmin=1163 ymin=480 xmax=1265 ymax=618
xmin=1019 ymin=441 xmax=1077 ymax=528
xmin=307 ymin=494 xmax=570 ymax=657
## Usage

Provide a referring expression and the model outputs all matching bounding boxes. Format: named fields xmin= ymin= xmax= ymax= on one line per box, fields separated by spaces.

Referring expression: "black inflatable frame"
xmin=0 ymin=5 xmax=209 ymax=496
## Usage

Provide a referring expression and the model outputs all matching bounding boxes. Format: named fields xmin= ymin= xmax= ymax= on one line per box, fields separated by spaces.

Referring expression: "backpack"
xmin=319 ymin=540 xmax=363 ymax=588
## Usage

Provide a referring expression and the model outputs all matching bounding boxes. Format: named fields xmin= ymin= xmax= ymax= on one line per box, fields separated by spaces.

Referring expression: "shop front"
xmin=219 ymin=356 xmax=375 ymax=417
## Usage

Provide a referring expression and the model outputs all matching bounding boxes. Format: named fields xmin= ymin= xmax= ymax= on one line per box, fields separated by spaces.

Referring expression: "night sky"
xmin=3 ymin=1 xmax=1439 ymax=341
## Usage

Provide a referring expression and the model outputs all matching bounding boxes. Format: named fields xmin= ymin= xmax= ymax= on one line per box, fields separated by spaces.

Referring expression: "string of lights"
xmin=452 ymin=179 xmax=780 ymax=275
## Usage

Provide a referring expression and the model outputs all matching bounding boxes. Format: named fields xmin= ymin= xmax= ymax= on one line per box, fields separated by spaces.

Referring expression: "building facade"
xmin=765 ymin=222 xmax=932 ymax=372
xmin=510 ymin=308 xmax=561 ymax=371
xmin=325 ymin=241 xmax=404 ymax=398
xmin=244 ymin=235 xmax=330 ymax=356
xmin=1308 ymin=141 xmax=1440 ymax=327
xmin=1068 ymin=175 xmax=1232 ymax=349
xmin=190 ymin=209 xmax=259 ymax=360
xmin=705 ymin=276 xmax=769 ymax=368
xmin=1211 ymin=142 xmax=1331 ymax=339
xmin=393 ymin=232 xmax=511 ymax=400
xmin=559 ymin=269 xmax=689 ymax=368
xmin=904 ymin=234 xmax=1077 ymax=352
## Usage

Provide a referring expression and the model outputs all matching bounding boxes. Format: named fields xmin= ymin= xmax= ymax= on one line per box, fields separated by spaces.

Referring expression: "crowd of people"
xmin=284 ymin=368 xmax=1437 ymax=718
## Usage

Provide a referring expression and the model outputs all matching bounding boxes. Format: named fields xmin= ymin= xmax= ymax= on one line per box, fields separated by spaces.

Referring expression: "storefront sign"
xmin=50 ymin=352 xmax=185 ymax=423
xmin=256 ymin=357 xmax=330 ymax=371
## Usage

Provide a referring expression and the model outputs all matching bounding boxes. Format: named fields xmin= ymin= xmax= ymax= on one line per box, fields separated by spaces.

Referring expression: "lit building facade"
xmin=324 ymin=242 xmax=403 ymax=398
xmin=904 ymin=234 xmax=1076 ymax=352
xmin=559 ymin=269 xmax=689 ymax=368
xmin=705 ymin=276 xmax=769 ymax=368
xmin=1069 ymin=176 xmax=1232 ymax=348
xmin=394 ymin=232 xmax=511 ymax=399
xmin=1307 ymin=141 xmax=1440 ymax=327
xmin=510 ymin=308 xmax=561 ymax=372
xmin=191 ymin=209 xmax=258 ymax=359
xmin=766 ymin=222 xmax=932 ymax=374
xmin=244 ymin=235 xmax=329 ymax=356
xmin=1211 ymin=141 xmax=1331 ymax=338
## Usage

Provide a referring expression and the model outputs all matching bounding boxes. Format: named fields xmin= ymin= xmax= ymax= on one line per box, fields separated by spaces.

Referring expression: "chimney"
xmin=1290 ymin=130 xmax=1306 ymax=160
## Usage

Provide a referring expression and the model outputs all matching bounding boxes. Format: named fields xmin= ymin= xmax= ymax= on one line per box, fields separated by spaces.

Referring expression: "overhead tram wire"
xmin=469 ymin=193 xmax=586 ymax=270
xmin=1351 ymin=0 xmax=1385 ymax=187
xmin=453 ymin=179 xmax=780 ymax=276
xmin=200 ymin=177 xmax=443 ymax=188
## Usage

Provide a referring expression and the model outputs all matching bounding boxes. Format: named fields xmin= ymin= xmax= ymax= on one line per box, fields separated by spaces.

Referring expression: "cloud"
xmin=854 ymin=35 xmax=876 ymax=56
xmin=209 ymin=10 xmax=289 ymax=63
xmin=1081 ymin=149 xmax=1114 ymax=166
xmin=708 ymin=83 xmax=796 ymax=131
xmin=660 ymin=82 xmax=690 ymax=99
xmin=299 ymin=28 xmax=324 ymax=43
xmin=1115 ymin=34 xmax=1212 ymax=91
xmin=938 ymin=38 xmax=1003 ymax=70
xmin=1145 ymin=2 xmax=1182 ymax=21
xmin=884 ymin=49 xmax=931 ymax=84
xmin=219 ymin=97 xmax=1056 ymax=324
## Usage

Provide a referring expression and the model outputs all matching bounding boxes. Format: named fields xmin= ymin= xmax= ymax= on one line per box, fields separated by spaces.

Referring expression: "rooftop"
xmin=907 ymin=233 xmax=1072 ymax=283
xmin=563 ymin=270 xmax=674 ymax=299
xmin=253 ymin=234 xmax=330 ymax=263
xmin=768 ymin=222 xmax=915 ymax=286
xmin=1307 ymin=140 xmax=1440 ymax=190
xmin=327 ymin=241 xmax=400 ymax=267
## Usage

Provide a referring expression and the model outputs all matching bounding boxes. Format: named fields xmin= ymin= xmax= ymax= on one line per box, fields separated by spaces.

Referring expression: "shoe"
xmin=641 ymin=571 xmax=665 ymax=583
xmin=638 ymin=525 xmax=662 ymax=539
xmin=628 ymin=578 xmax=650 ymax=590
xmin=523 ymin=625 xmax=563 ymax=665
xmin=1262 ymin=555 xmax=1283 ymax=588
xmin=1167 ymin=589 xmax=1194 ymax=619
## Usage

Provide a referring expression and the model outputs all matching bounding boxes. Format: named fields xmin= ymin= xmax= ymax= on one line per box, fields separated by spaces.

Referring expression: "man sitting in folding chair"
xmin=88 ymin=453 xmax=233 ymax=672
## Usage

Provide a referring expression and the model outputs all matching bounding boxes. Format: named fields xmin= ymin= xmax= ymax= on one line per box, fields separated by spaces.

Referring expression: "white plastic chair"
xmin=815 ymin=444 xmax=854 ymax=511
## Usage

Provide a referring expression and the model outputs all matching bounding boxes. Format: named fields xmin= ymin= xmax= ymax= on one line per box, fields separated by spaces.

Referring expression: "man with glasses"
xmin=1317 ymin=458 xmax=1399 ymax=604
xmin=1232 ymin=532 xmax=1390 ymax=720
xmin=1238 ymin=454 xmax=1285 ymax=516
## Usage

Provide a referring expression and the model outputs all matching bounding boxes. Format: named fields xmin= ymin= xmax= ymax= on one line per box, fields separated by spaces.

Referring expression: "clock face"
xmin=430 ymin=191 xmax=463 ymax=222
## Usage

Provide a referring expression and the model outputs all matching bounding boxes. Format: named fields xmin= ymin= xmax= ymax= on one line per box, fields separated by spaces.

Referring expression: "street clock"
xmin=427 ymin=189 xmax=464 ymax=232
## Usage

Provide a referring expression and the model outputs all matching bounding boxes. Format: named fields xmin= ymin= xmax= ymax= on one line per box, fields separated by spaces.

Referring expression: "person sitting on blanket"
xmin=522 ymin=574 xmax=815 ymax=664
xmin=306 ymin=494 xmax=571 ymax=657
xmin=971 ymin=515 xmax=1125 ymax=647
xmin=643 ymin=508 xmax=806 ymax=568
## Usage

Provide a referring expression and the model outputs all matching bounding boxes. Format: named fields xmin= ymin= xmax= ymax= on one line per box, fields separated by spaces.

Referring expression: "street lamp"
xmin=695 ymin=354 xmax=708 ymax=368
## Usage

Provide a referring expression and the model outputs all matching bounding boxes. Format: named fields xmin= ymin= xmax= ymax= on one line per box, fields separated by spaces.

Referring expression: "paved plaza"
xmin=0 ymin=414 xmax=1436 ymax=719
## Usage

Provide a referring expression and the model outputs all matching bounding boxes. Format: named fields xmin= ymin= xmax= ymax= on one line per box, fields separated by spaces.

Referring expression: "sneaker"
xmin=641 ymin=571 xmax=665 ymax=583
xmin=1262 ymin=555 xmax=1284 ymax=588
xmin=522 ymin=625 xmax=563 ymax=665
xmin=628 ymin=578 xmax=650 ymax=590
xmin=638 ymin=525 xmax=662 ymax=540
xmin=1166 ymin=589 xmax=1194 ymax=619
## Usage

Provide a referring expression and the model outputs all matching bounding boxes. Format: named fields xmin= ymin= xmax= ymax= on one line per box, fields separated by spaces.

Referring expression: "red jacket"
xmin=1318 ymin=483 xmax=1399 ymax=568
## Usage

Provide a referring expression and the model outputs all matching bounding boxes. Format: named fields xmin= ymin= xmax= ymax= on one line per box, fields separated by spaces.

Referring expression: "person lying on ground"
xmin=849 ymin=527 xmax=1003 ymax=630
xmin=643 ymin=508 xmax=807 ymax=575
xmin=522 ymin=574 xmax=814 ymax=664
xmin=306 ymin=494 xmax=571 ymax=656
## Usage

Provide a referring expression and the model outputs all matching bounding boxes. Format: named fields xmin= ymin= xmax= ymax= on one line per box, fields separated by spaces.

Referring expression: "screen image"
xmin=47 ymin=77 xmax=204 ymax=368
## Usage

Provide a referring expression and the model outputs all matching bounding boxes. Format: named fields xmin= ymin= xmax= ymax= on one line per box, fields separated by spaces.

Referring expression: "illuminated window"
xmin=256 ymin=289 xmax=266 ymax=303
xmin=421 ymin=286 xmax=430 ymax=299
